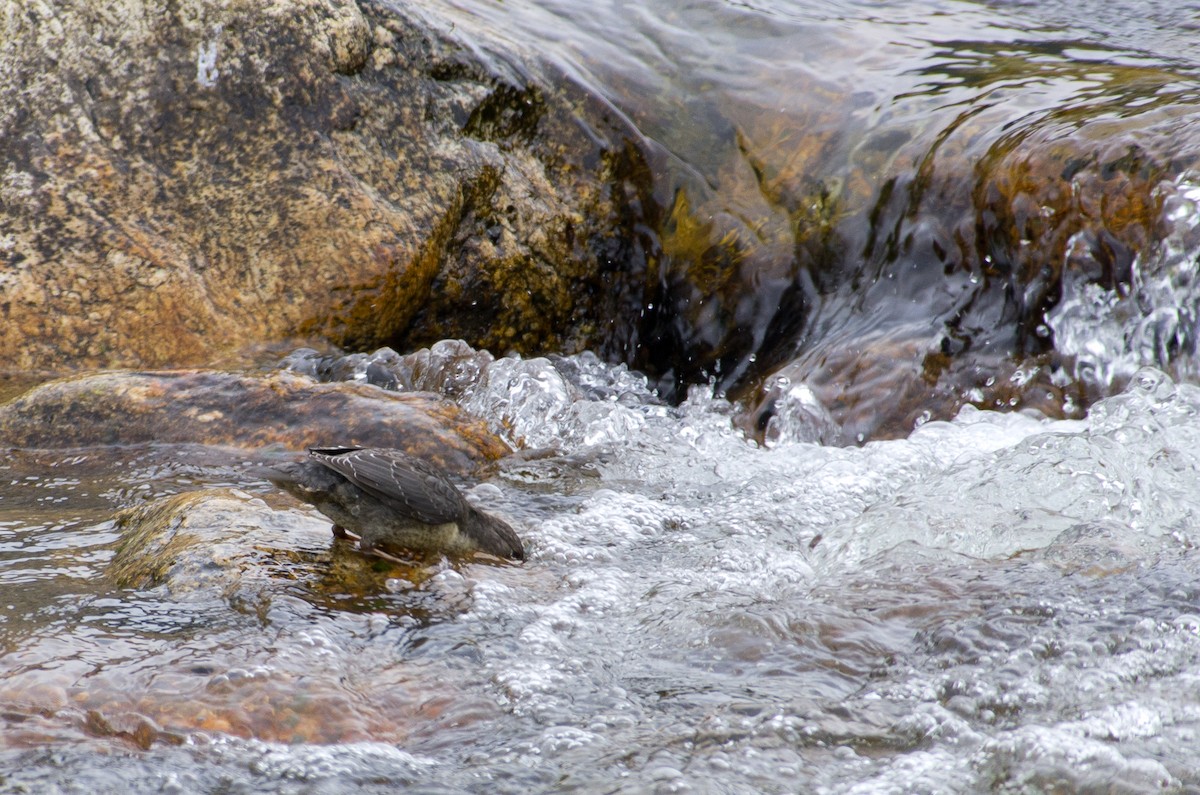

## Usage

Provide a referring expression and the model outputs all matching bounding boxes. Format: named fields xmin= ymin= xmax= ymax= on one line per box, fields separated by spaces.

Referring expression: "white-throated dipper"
xmin=265 ymin=446 xmax=524 ymax=561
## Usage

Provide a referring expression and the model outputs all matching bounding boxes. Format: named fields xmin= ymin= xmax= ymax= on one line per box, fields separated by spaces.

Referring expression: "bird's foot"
xmin=332 ymin=524 xmax=359 ymax=541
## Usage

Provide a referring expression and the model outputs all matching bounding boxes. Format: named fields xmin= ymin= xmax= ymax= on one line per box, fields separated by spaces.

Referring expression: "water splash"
xmin=1049 ymin=172 xmax=1200 ymax=393
xmin=284 ymin=341 xmax=665 ymax=451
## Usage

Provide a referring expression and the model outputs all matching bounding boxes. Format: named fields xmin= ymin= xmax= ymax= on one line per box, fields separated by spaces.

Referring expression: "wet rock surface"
xmin=0 ymin=475 xmax=520 ymax=750
xmin=0 ymin=369 xmax=509 ymax=472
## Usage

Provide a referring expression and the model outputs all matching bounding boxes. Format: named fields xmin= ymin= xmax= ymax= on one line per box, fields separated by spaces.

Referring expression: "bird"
xmin=263 ymin=446 xmax=525 ymax=561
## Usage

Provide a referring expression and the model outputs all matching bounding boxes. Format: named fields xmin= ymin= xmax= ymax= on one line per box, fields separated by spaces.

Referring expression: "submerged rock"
xmin=642 ymin=95 xmax=1200 ymax=439
xmin=107 ymin=489 xmax=318 ymax=596
xmin=737 ymin=337 xmax=1089 ymax=443
xmin=94 ymin=488 xmax=464 ymax=745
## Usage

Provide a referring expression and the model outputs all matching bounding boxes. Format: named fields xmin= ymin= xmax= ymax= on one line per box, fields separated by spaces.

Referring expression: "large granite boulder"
xmin=0 ymin=0 xmax=654 ymax=370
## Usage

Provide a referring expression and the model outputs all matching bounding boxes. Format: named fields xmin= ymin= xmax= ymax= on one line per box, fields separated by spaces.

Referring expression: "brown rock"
xmin=0 ymin=0 xmax=654 ymax=370
xmin=738 ymin=336 xmax=1088 ymax=444
xmin=107 ymin=488 xmax=323 ymax=592
xmin=0 ymin=369 xmax=509 ymax=471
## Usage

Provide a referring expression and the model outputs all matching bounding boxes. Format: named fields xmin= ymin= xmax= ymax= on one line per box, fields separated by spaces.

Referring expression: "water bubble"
xmin=763 ymin=383 xmax=844 ymax=447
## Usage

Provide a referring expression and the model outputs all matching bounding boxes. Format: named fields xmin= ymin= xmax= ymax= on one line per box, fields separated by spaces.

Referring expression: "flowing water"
xmin=6 ymin=0 xmax=1200 ymax=792
xmin=3 ymin=350 xmax=1200 ymax=792
xmin=418 ymin=0 xmax=1200 ymax=442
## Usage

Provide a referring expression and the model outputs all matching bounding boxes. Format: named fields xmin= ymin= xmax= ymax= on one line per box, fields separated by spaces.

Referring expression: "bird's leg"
xmin=365 ymin=546 xmax=415 ymax=565
xmin=356 ymin=536 xmax=415 ymax=565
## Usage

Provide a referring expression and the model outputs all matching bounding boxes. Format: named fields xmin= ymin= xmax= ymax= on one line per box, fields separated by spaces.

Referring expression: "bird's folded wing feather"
xmin=312 ymin=448 xmax=466 ymax=524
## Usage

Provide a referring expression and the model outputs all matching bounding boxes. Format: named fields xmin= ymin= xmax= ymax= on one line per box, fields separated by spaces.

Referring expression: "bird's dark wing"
xmin=308 ymin=447 xmax=467 ymax=524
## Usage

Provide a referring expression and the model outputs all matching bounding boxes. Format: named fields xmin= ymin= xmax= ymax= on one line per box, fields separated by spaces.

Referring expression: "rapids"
xmin=1 ymin=349 xmax=1199 ymax=791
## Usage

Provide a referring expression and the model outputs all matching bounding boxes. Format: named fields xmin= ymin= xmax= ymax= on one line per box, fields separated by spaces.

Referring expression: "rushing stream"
xmin=2 ymin=350 xmax=1200 ymax=792
xmin=5 ymin=0 xmax=1200 ymax=792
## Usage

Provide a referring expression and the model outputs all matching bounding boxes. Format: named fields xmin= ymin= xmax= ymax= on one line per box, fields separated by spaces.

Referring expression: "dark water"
xmin=6 ymin=0 xmax=1200 ymax=792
